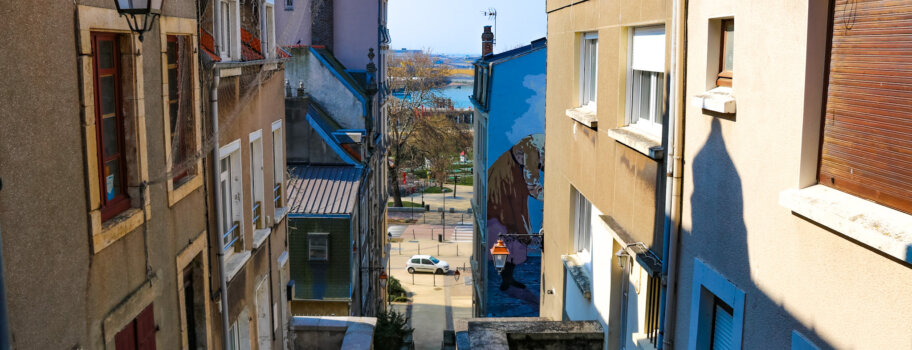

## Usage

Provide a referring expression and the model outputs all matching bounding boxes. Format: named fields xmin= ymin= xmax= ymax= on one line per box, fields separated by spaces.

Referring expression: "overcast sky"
xmin=388 ymin=0 xmax=547 ymax=55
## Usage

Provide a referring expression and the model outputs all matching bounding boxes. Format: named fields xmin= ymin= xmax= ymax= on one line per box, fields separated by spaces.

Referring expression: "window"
xmin=716 ymin=19 xmax=734 ymax=87
xmin=579 ymin=32 xmax=598 ymax=108
xmin=227 ymin=308 xmax=250 ymax=350
xmin=421 ymin=259 xmax=432 ymax=265
xmin=92 ymin=33 xmax=131 ymax=221
xmin=166 ymin=35 xmax=196 ymax=186
xmin=627 ymin=26 xmax=666 ymax=136
xmin=250 ymin=131 xmax=264 ymax=229
xmin=688 ymin=259 xmax=744 ymax=350
xmin=272 ymin=121 xmax=285 ymax=209
xmin=410 ymin=258 xmax=420 ymax=264
xmin=114 ymin=304 xmax=156 ymax=350
xmin=709 ymin=297 xmax=735 ymax=350
xmin=218 ymin=0 xmax=239 ymax=60
xmin=220 ymin=141 xmax=244 ymax=253
xmin=308 ymin=233 xmax=329 ymax=261
xmin=573 ymin=190 xmax=592 ymax=267
xmin=285 ymin=0 xmax=293 ymax=10
xmin=263 ymin=2 xmax=276 ymax=58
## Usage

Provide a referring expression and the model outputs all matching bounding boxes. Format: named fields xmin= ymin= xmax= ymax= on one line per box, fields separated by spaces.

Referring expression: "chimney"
xmin=311 ymin=0 xmax=334 ymax=51
xmin=482 ymin=26 xmax=494 ymax=56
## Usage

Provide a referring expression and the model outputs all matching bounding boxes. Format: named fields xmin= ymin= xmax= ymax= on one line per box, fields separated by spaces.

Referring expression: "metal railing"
xmin=252 ymin=201 xmax=262 ymax=229
xmin=222 ymin=221 xmax=241 ymax=252
xmin=273 ymin=183 xmax=283 ymax=209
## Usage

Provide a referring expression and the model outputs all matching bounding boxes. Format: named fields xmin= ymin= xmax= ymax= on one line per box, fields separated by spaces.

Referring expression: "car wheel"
xmin=436 ymin=268 xmax=443 ymax=275
xmin=408 ymin=267 xmax=415 ymax=274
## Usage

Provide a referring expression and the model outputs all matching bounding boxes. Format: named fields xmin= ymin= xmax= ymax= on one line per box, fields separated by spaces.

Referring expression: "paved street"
xmin=389 ymin=229 xmax=474 ymax=350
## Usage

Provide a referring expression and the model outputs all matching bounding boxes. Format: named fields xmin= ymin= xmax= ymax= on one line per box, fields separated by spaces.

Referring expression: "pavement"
xmin=396 ymin=184 xmax=474 ymax=211
xmin=388 ymin=226 xmax=474 ymax=350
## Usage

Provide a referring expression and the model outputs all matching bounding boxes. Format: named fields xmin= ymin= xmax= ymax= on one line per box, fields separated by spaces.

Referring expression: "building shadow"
xmin=678 ymin=119 xmax=836 ymax=349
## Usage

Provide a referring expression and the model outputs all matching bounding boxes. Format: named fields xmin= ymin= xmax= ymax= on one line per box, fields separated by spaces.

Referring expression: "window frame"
xmin=573 ymin=190 xmax=592 ymax=270
xmin=285 ymin=0 xmax=293 ymax=10
xmin=218 ymin=0 xmax=240 ymax=60
xmin=687 ymin=258 xmax=745 ymax=350
xmin=579 ymin=32 xmax=599 ymax=108
xmin=92 ymin=32 xmax=132 ymax=222
xmin=716 ymin=19 xmax=734 ymax=87
xmin=262 ymin=2 xmax=276 ymax=59
xmin=249 ymin=130 xmax=265 ymax=229
xmin=308 ymin=233 xmax=329 ymax=261
xmin=626 ymin=25 xmax=667 ymax=137
xmin=219 ymin=140 xmax=244 ymax=254
xmin=272 ymin=120 xmax=285 ymax=210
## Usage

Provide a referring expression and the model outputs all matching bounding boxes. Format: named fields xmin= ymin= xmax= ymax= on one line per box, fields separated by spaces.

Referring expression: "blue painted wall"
xmin=482 ymin=46 xmax=546 ymax=317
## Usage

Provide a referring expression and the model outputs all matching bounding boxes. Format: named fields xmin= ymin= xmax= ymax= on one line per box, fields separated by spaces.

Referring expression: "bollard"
xmin=412 ymin=273 xmax=414 ymax=285
xmin=437 ymin=244 xmax=439 ymax=256
xmin=463 ymin=262 xmax=466 ymax=272
xmin=418 ymin=242 xmax=421 ymax=254
xmin=413 ymin=229 xmax=416 ymax=239
xmin=457 ymin=244 xmax=459 ymax=256
xmin=399 ymin=242 xmax=401 ymax=255
xmin=434 ymin=272 xmax=436 ymax=287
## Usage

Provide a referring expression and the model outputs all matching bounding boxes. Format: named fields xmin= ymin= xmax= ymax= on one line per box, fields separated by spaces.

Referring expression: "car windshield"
xmin=429 ymin=257 xmax=440 ymax=264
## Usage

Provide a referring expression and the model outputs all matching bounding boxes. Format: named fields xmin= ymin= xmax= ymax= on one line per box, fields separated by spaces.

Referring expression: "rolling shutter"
xmin=711 ymin=302 xmax=734 ymax=350
xmin=819 ymin=0 xmax=912 ymax=214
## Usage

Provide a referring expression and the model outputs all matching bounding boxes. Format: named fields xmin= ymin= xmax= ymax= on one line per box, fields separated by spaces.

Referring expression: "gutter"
xmin=659 ymin=0 xmax=686 ymax=348
xmin=210 ymin=73 xmax=231 ymax=344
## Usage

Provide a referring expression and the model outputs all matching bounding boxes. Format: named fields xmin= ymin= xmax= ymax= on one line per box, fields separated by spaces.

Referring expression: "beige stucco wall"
xmin=541 ymin=0 xmax=671 ymax=325
xmin=204 ymin=62 xmax=290 ymax=350
xmin=0 ymin=2 xmax=213 ymax=349
xmin=675 ymin=0 xmax=912 ymax=349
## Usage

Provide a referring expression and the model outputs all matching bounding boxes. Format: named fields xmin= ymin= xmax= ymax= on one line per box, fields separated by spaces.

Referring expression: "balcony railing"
xmin=273 ymin=183 xmax=283 ymax=209
xmin=252 ymin=201 xmax=262 ymax=229
xmin=223 ymin=221 xmax=241 ymax=252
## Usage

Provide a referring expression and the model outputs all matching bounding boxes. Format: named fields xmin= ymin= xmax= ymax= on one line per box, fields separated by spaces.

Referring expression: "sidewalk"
xmin=388 ymin=237 xmax=474 ymax=350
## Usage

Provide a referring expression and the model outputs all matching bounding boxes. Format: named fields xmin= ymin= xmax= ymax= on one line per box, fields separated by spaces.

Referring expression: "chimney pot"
xmin=482 ymin=26 xmax=494 ymax=57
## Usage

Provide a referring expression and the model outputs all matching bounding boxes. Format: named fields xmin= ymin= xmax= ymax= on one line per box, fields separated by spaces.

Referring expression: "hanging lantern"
xmin=490 ymin=239 xmax=509 ymax=273
xmin=114 ymin=0 xmax=164 ymax=42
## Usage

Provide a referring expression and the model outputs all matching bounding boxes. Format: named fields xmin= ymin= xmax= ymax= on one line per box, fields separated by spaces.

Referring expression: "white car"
xmin=406 ymin=254 xmax=449 ymax=274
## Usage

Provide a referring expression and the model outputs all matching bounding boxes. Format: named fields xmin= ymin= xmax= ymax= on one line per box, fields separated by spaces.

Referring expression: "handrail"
xmin=252 ymin=201 xmax=262 ymax=228
xmin=222 ymin=221 xmax=240 ymax=251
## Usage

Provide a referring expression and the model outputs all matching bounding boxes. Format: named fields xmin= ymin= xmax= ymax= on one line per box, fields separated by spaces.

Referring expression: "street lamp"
xmin=490 ymin=239 xmax=509 ymax=273
xmin=379 ymin=271 xmax=388 ymax=287
xmin=114 ymin=0 xmax=163 ymax=42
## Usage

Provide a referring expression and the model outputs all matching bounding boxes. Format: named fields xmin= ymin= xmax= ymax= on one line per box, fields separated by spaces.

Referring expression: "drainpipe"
xmin=210 ymin=73 xmax=231 ymax=346
xmin=658 ymin=0 xmax=686 ymax=349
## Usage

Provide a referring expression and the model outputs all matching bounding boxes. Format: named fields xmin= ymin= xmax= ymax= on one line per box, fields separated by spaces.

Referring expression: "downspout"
xmin=211 ymin=73 xmax=231 ymax=345
xmin=659 ymin=0 xmax=686 ymax=349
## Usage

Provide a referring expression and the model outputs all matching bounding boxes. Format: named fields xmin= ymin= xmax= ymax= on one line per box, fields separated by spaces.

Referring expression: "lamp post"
xmin=490 ymin=239 xmax=509 ymax=273
xmin=114 ymin=0 xmax=164 ymax=42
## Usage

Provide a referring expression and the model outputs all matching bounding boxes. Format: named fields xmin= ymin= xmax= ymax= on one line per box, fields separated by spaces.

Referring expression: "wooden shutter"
xmin=819 ymin=0 xmax=912 ymax=214
xmin=136 ymin=304 xmax=156 ymax=350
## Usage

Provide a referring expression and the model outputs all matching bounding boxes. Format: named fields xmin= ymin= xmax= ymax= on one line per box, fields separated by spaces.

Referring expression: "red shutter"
xmin=819 ymin=0 xmax=912 ymax=214
xmin=136 ymin=304 xmax=157 ymax=350
xmin=114 ymin=321 xmax=136 ymax=350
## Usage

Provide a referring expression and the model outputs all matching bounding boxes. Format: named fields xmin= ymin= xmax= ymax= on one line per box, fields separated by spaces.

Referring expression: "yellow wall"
xmin=291 ymin=300 xmax=351 ymax=316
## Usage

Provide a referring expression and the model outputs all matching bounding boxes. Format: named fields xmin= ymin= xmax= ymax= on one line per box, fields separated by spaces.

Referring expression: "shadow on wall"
xmin=682 ymin=119 xmax=835 ymax=349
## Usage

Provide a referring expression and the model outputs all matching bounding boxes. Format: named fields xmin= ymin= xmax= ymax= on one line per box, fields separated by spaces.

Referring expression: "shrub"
xmin=388 ymin=275 xmax=409 ymax=302
xmin=374 ymin=309 xmax=414 ymax=350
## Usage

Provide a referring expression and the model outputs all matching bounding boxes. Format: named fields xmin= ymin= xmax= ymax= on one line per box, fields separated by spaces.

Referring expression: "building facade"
xmin=673 ymin=0 xmax=912 ymax=349
xmin=470 ymin=37 xmax=547 ymax=318
xmin=541 ymin=0 xmax=677 ymax=349
xmin=198 ymin=0 xmax=292 ymax=349
xmin=0 ymin=2 xmax=212 ymax=349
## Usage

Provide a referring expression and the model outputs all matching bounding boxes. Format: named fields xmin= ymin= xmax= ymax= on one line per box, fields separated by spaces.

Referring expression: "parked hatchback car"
xmin=406 ymin=254 xmax=449 ymax=274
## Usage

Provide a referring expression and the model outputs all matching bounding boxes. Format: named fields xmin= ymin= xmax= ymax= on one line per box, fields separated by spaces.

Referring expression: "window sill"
xmin=631 ymin=332 xmax=659 ymax=350
xmin=274 ymin=207 xmax=289 ymax=226
xmin=780 ymin=185 xmax=912 ymax=264
xmin=253 ymin=228 xmax=272 ymax=250
xmin=691 ymin=86 xmax=736 ymax=114
xmin=561 ymin=254 xmax=592 ymax=300
xmin=606 ymin=126 xmax=664 ymax=160
xmin=565 ymin=106 xmax=598 ymax=129
xmin=92 ymin=207 xmax=147 ymax=254
xmin=224 ymin=250 xmax=252 ymax=282
xmin=167 ymin=174 xmax=202 ymax=207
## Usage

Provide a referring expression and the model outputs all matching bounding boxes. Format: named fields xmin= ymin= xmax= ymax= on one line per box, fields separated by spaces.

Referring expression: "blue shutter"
xmin=712 ymin=303 xmax=734 ymax=350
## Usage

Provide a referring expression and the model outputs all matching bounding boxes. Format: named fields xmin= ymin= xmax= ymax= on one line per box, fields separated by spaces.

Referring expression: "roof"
xmin=305 ymin=101 xmax=362 ymax=165
xmin=240 ymin=28 xmax=265 ymax=61
xmin=479 ymin=37 xmax=547 ymax=65
xmin=311 ymin=47 xmax=368 ymax=97
xmin=287 ymin=166 xmax=363 ymax=215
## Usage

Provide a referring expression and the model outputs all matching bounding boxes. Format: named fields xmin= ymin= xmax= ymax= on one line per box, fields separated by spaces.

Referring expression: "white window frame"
xmin=579 ymin=32 xmax=598 ymax=109
xmin=262 ymin=1 xmax=276 ymax=59
xmin=573 ymin=189 xmax=592 ymax=271
xmin=626 ymin=25 xmax=666 ymax=137
xmin=228 ymin=320 xmax=240 ymax=350
xmin=218 ymin=0 xmax=241 ymax=60
xmin=272 ymin=120 xmax=285 ymax=210
xmin=219 ymin=140 xmax=244 ymax=254
xmin=308 ymin=233 xmax=329 ymax=261
xmin=249 ymin=130 xmax=265 ymax=229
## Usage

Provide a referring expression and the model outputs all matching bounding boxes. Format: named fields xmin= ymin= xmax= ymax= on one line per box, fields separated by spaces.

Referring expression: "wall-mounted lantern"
xmin=114 ymin=0 xmax=163 ymax=42
xmin=490 ymin=239 xmax=509 ymax=273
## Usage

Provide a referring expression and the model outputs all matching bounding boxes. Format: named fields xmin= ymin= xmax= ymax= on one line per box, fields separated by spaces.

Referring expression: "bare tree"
xmin=386 ymin=51 xmax=451 ymax=206
xmin=412 ymin=114 xmax=472 ymax=189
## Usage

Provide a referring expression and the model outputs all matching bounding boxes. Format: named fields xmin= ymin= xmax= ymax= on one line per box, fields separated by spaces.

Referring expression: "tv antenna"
xmin=482 ymin=8 xmax=497 ymax=46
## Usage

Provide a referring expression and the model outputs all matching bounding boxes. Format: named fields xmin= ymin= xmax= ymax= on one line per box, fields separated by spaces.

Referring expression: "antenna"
xmin=482 ymin=8 xmax=497 ymax=46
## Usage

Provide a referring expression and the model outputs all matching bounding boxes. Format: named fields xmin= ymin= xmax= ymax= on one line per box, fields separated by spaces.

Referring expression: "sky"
xmin=388 ymin=0 xmax=547 ymax=56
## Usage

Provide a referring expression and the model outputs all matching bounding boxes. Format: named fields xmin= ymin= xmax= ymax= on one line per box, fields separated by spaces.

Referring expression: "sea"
xmin=392 ymin=84 xmax=474 ymax=109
